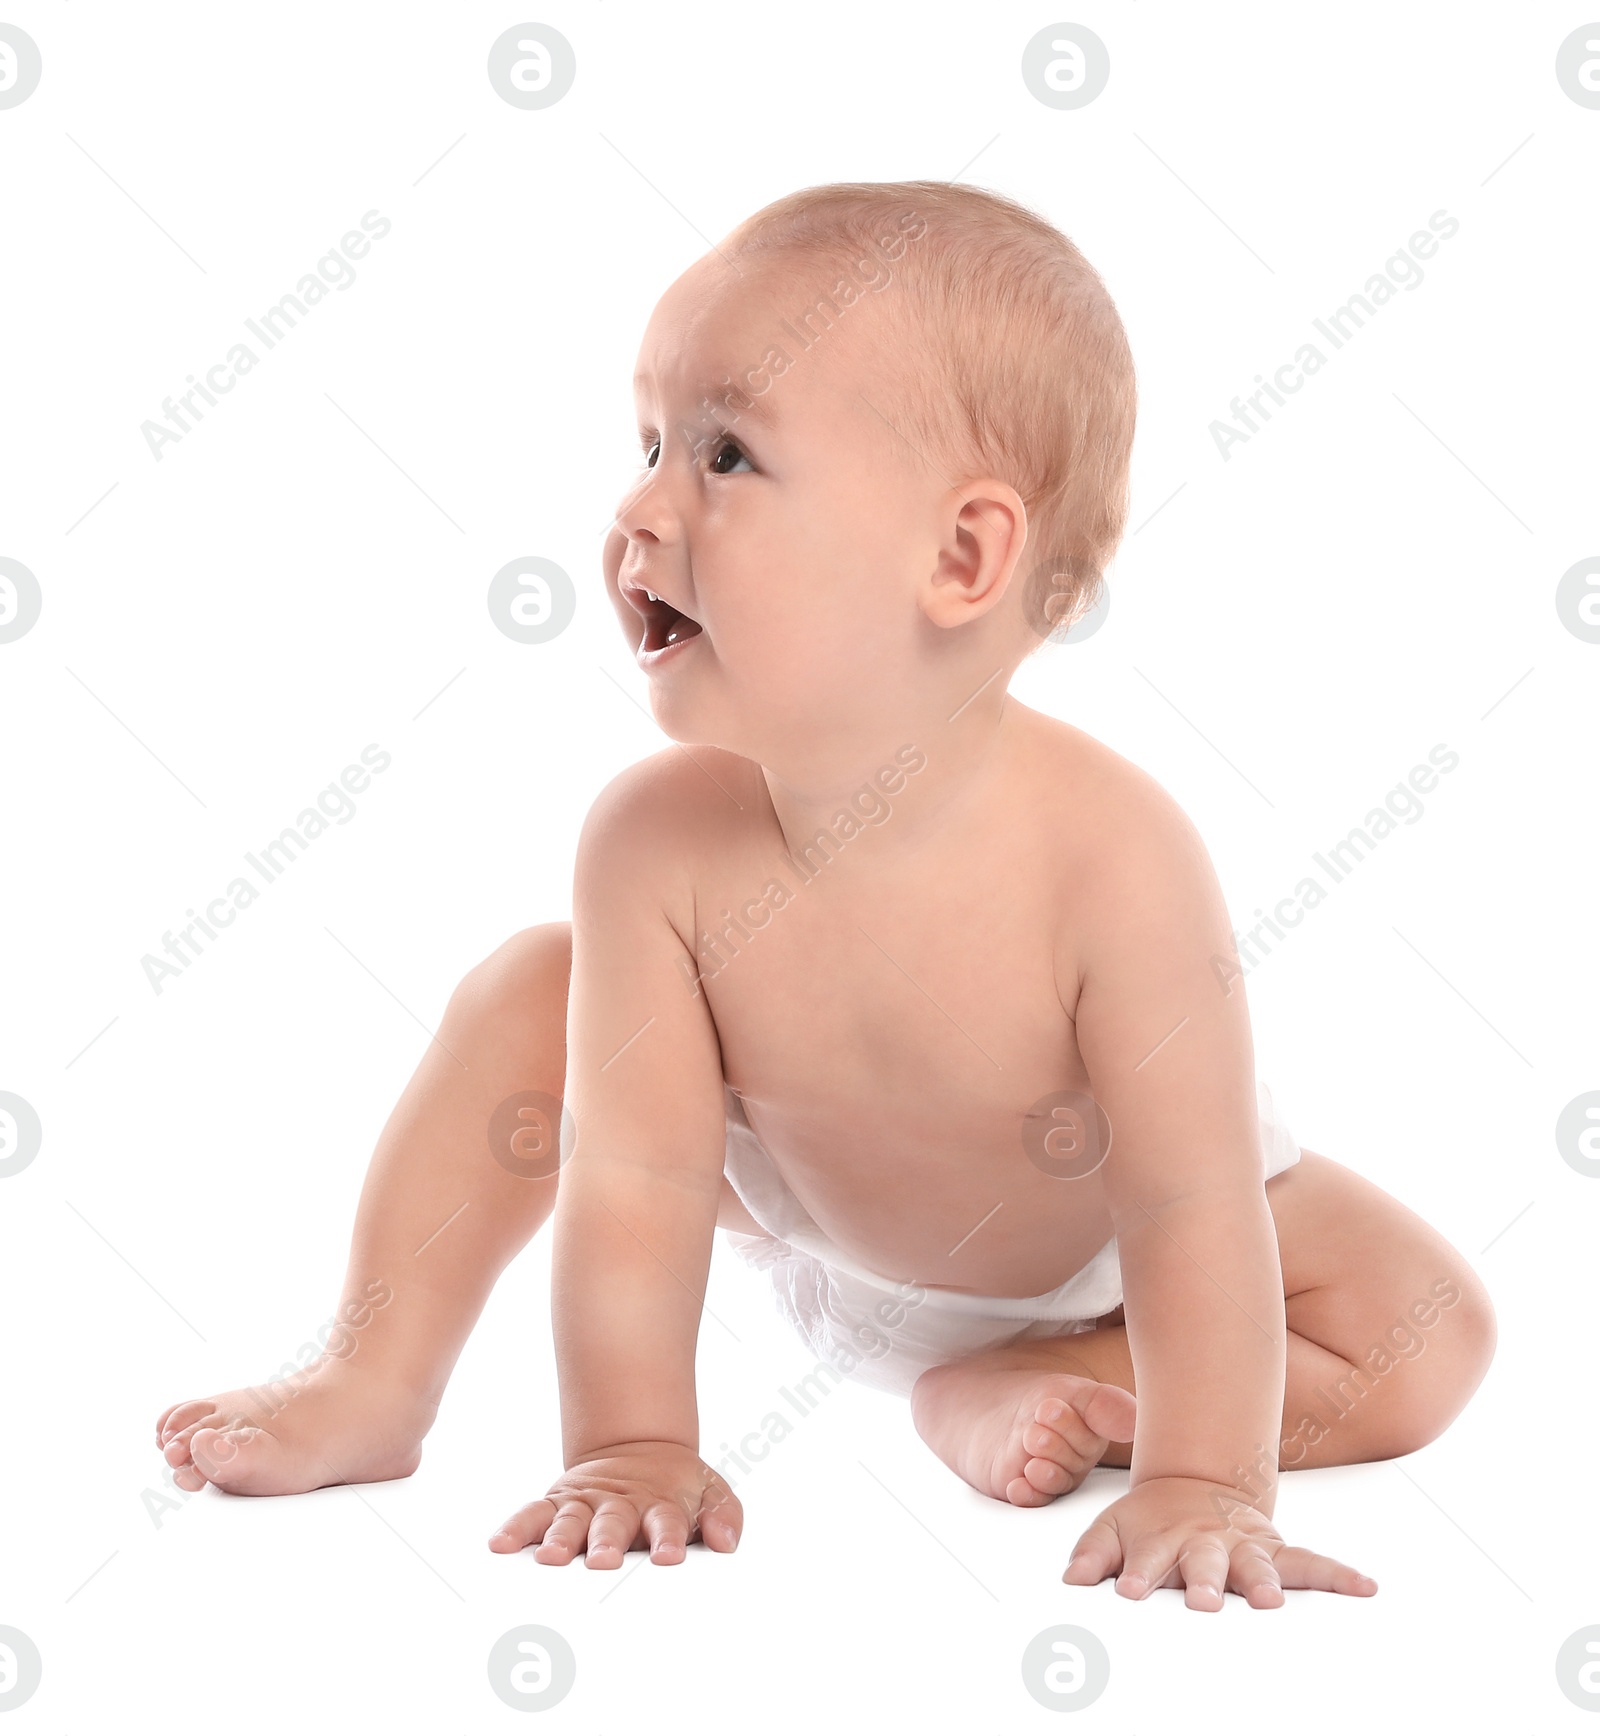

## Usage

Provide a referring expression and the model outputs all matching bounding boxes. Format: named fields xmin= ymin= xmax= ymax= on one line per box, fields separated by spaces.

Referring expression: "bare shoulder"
xmin=1017 ymin=707 xmax=1227 ymax=1009
xmin=1018 ymin=705 xmax=1207 ymax=876
xmin=581 ymin=743 xmax=763 ymax=848
xmin=576 ymin=744 xmax=766 ymax=932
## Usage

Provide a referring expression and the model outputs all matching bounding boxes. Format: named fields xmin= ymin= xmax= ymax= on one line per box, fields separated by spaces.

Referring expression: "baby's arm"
xmin=1061 ymin=776 xmax=1371 ymax=1607
xmin=492 ymin=758 xmax=739 ymax=1567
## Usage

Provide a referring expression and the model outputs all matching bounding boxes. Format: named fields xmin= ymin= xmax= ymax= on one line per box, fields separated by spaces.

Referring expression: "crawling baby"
xmin=156 ymin=179 xmax=1495 ymax=1609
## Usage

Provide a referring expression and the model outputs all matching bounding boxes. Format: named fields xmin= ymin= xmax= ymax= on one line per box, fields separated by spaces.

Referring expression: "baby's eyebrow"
xmin=634 ymin=376 xmax=781 ymax=433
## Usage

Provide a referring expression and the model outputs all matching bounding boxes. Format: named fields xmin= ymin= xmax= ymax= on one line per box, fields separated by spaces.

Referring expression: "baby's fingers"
xmin=488 ymin=1497 xmax=558 ymax=1554
xmin=584 ymin=1499 xmax=643 ymax=1570
xmin=1117 ymin=1536 xmax=1182 ymax=1601
xmin=1271 ymin=1544 xmax=1377 ymax=1597
xmin=534 ymin=1499 xmax=599 ymax=1565
xmin=642 ymin=1500 xmax=692 ymax=1565
xmin=1062 ymin=1516 xmax=1122 ymax=1586
xmin=490 ymin=1495 xmax=600 ymax=1563
xmin=1177 ymin=1536 xmax=1233 ymax=1612
xmin=696 ymin=1476 xmax=743 ymax=1552
xmin=1226 ymin=1542 xmax=1285 ymax=1609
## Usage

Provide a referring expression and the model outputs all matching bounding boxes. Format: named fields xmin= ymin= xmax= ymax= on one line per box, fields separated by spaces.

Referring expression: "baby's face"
xmin=605 ymin=251 xmax=941 ymax=762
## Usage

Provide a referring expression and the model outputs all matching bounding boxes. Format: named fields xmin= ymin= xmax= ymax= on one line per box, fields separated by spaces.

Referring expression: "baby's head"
xmin=606 ymin=179 xmax=1136 ymax=767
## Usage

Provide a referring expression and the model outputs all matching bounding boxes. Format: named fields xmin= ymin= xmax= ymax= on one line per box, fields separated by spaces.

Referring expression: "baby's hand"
xmin=1062 ymin=1476 xmax=1377 ymax=1610
xmin=488 ymin=1441 xmax=742 ymax=1568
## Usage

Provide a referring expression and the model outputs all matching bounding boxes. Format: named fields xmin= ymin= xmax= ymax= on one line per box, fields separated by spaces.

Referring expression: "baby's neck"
xmin=757 ymin=690 xmax=1023 ymax=869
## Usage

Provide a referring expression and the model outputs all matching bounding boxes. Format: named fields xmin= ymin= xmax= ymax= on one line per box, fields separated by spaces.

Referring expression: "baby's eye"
xmin=707 ymin=437 xmax=752 ymax=475
xmin=636 ymin=430 xmax=752 ymax=474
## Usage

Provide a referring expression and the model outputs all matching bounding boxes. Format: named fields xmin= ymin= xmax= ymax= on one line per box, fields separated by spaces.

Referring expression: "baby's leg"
xmin=911 ymin=1150 xmax=1496 ymax=1505
xmin=156 ymin=923 xmax=573 ymax=1495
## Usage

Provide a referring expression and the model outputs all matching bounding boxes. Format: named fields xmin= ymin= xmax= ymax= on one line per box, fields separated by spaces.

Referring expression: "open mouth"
xmin=622 ymin=579 xmax=704 ymax=655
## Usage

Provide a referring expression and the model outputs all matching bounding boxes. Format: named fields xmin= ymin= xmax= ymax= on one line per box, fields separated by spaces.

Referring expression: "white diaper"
xmin=722 ymin=1080 xmax=1301 ymax=1397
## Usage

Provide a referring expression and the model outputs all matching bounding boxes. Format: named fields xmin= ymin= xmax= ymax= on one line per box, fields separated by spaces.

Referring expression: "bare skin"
xmin=491 ymin=239 xmax=1495 ymax=1605
xmin=488 ymin=729 xmax=1494 ymax=1603
xmin=154 ymin=922 xmax=771 ymax=1498
xmin=155 ymin=925 xmax=573 ymax=1497
xmin=157 ymin=919 xmax=1490 ymax=1573
xmin=158 ymin=237 xmax=1497 ymax=1611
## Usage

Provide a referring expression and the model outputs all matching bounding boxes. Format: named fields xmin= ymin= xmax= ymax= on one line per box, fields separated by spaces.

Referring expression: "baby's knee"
xmin=1378 ymin=1265 xmax=1497 ymax=1457
xmin=450 ymin=922 xmax=572 ymax=1036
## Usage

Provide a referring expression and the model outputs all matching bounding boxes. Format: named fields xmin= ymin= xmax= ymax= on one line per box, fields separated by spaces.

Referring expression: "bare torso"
xmin=688 ymin=703 xmax=1136 ymax=1299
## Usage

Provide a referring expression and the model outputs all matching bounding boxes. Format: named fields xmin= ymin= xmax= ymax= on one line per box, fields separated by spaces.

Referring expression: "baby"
xmin=155 ymin=180 xmax=1495 ymax=1610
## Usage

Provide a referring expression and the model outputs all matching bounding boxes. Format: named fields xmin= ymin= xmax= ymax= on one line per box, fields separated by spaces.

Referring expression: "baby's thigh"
xmin=451 ymin=922 xmax=571 ymax=1046
xmin=465 ymin=922 xmax=757 ymax=1229
xmin=716 ymin=1177 xmax=762 ymax=1234
xmin=461 ymin=921 xmax=571 ymax=1004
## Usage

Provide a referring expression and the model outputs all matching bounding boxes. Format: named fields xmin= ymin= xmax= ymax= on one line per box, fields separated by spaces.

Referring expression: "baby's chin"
xmin=641 ymin=648 xmax=881 ymax=768
xmin=639 ymin=664 xmax=725 ymax=747
xmin=642 ymin=677 xmax=768 ymax=767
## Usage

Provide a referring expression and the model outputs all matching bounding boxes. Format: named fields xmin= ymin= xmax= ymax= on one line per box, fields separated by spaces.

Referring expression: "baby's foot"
xmin=155 ymin=1356 xmax=437 ymax=1496
xmin=910 ymin=1362 xmax=1137 ymax=1507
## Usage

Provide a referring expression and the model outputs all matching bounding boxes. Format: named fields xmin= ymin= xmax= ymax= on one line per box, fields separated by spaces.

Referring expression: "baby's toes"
xmin=1027 ymin=1410 xmax=1093 ymax=1462
xmin=158 ymin=1399 xmax=215 ymax=1447
xmin=1004 ymin=1471 xmax=1059 ymax=1507
xmin=161 ymin=1414 xmax=236 ymax=1488
xmin=1019 ymin=1418 xmax=1096 ymax=1493
xmin=1076 ymin=1381 xmax=1136 ymax=1442
xmin=164 ymin=1412 xmax=242 ymax=1469
xmin=1021 ymin=1454 xmax=1077 ymax=1497
xmin=162 ymin=1415 xmax=220 ymax=1469
xmin=1034 ymin=1384 xmax=1130 ymax=1454
xmin=187 ymin=1425 xmax=288 ymax=1494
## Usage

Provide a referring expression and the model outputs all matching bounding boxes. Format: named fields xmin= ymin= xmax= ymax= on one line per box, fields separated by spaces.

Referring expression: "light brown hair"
xmin=725 ymin=180 xmax=1137 ymax=644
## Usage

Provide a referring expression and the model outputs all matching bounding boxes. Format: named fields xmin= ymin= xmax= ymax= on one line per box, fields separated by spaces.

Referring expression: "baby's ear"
xmin=921 ymin=481 xmax=1027 ymax=630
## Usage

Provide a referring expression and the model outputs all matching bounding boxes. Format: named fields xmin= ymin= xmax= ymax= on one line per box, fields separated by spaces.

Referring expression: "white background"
xmin=2 ymin=1 xmax=1596 ymax=1727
